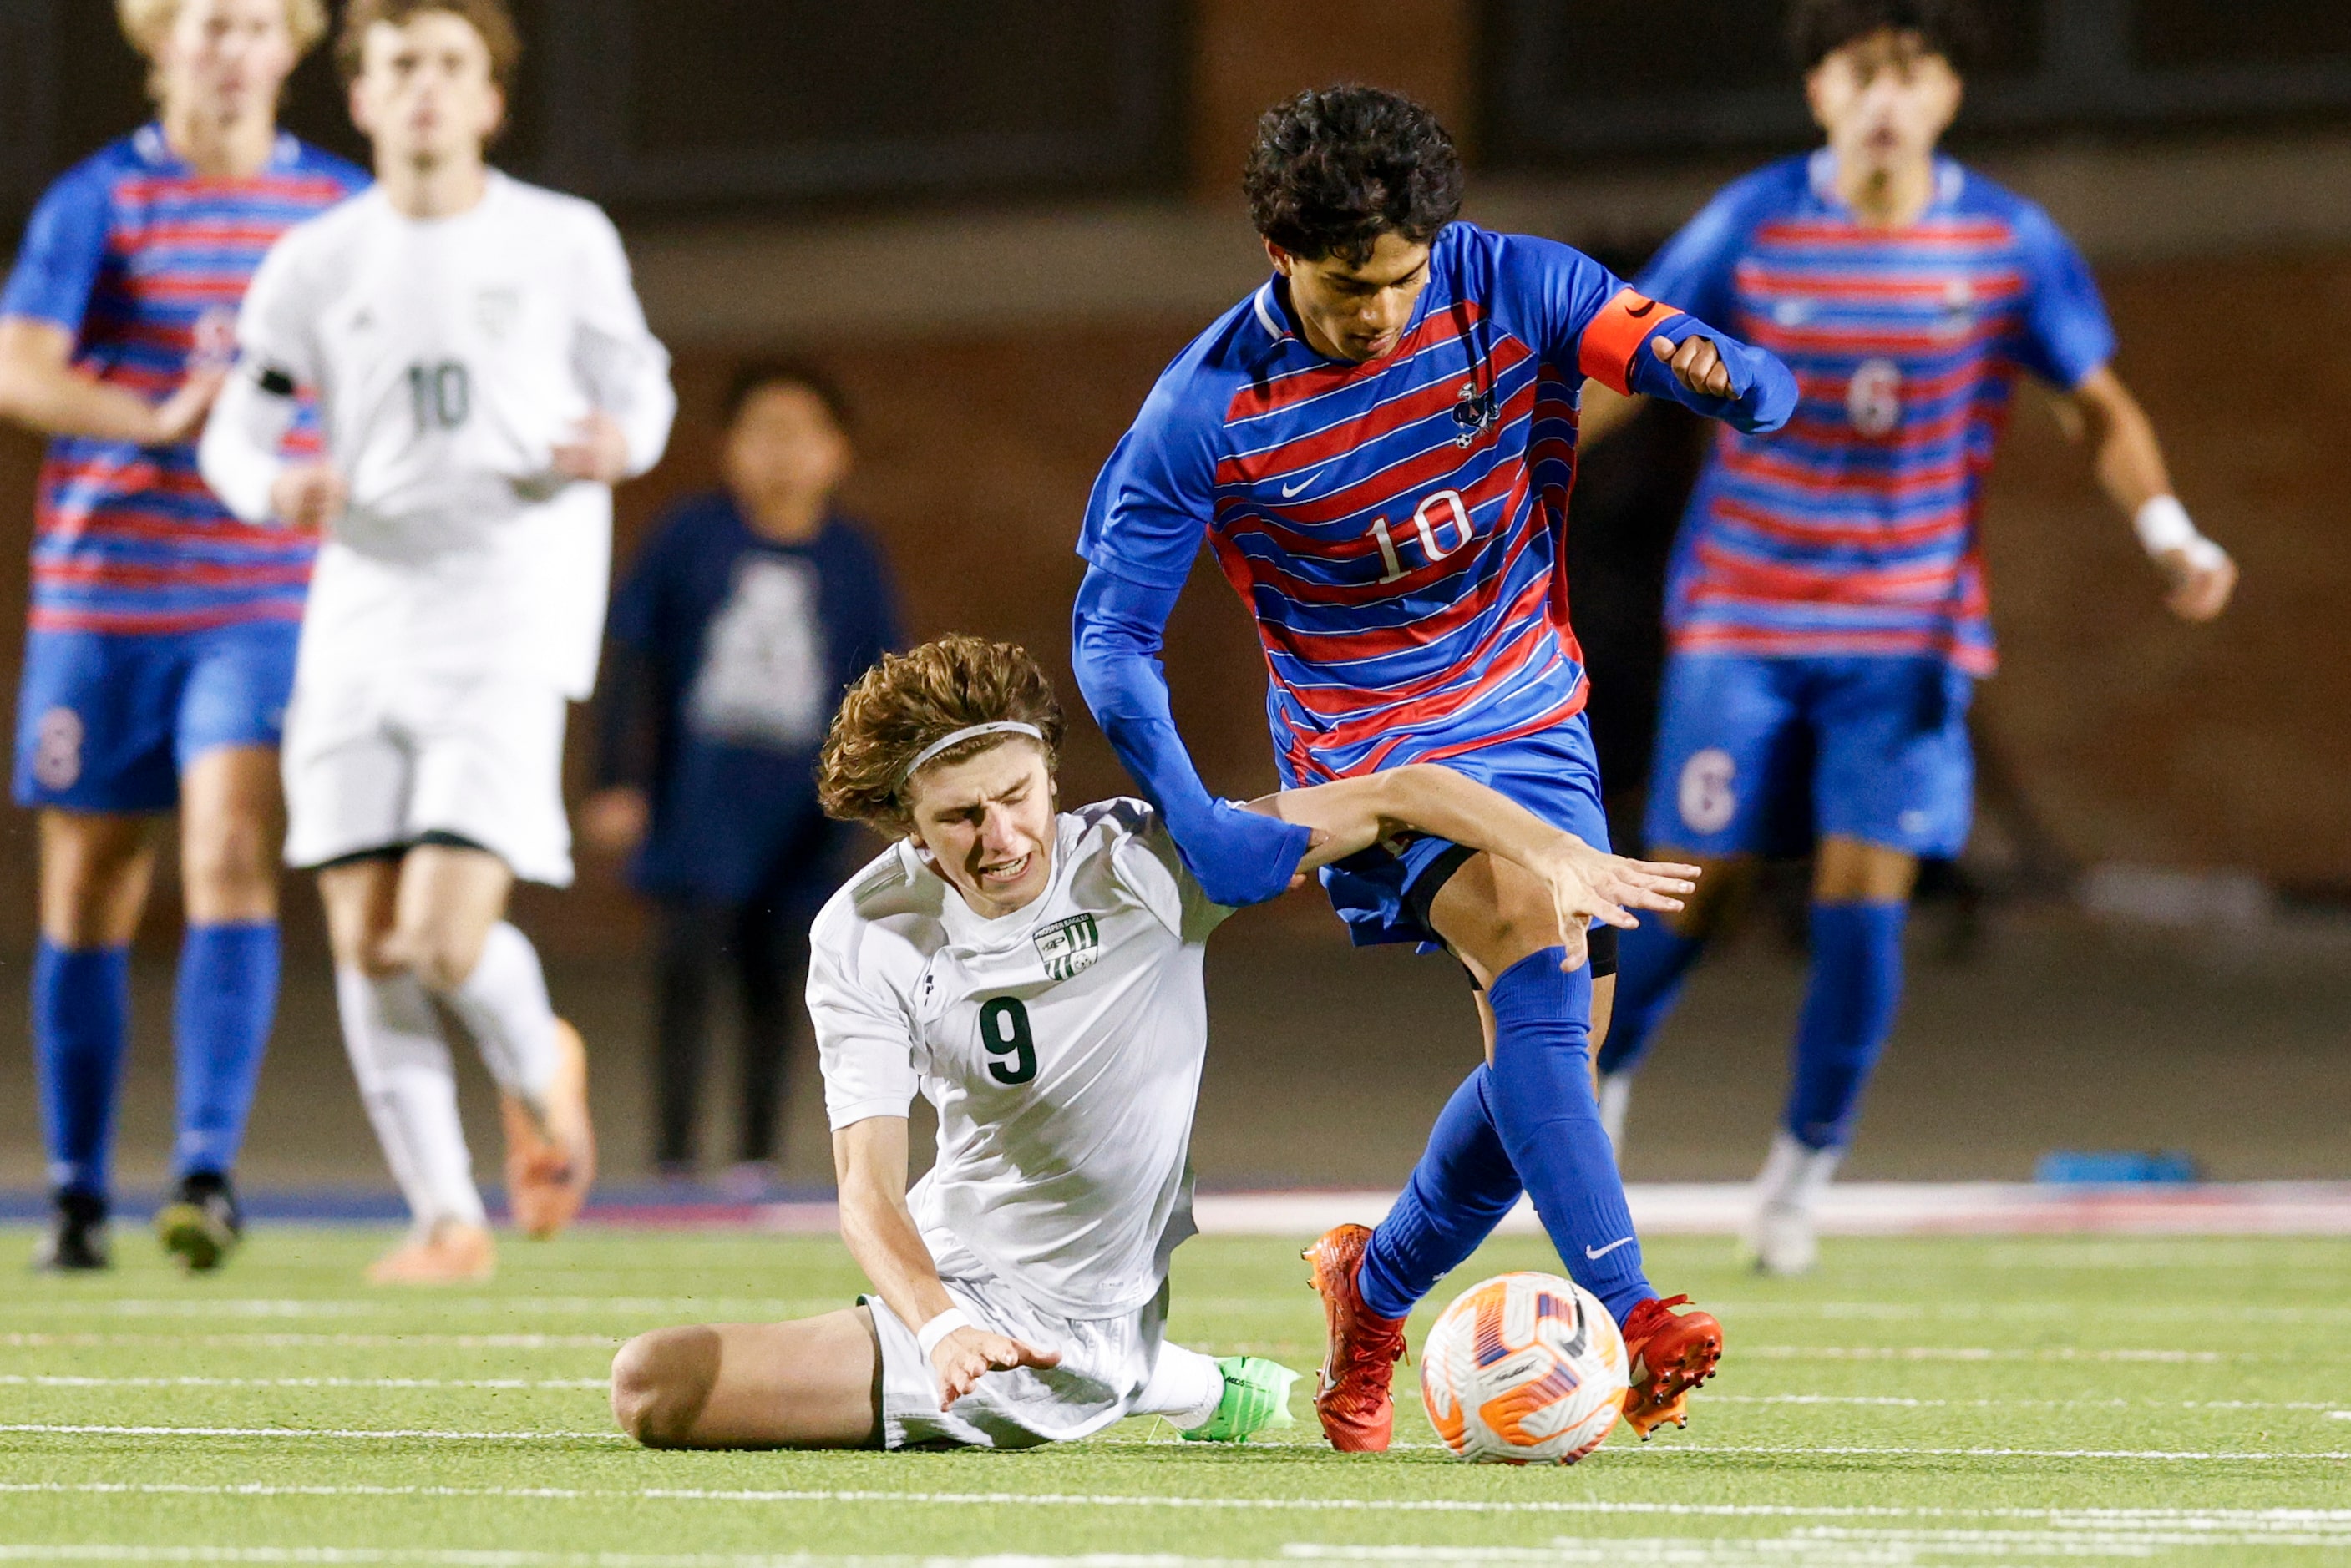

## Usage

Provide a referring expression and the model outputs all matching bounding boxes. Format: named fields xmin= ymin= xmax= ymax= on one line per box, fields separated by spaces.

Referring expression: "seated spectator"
xmin=585 ymin=361 xmax=900 ymax=1186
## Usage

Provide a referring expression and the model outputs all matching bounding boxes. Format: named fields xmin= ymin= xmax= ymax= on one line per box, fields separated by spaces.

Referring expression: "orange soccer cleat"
xmin=1618 ymin=1293 xmax=1724 ymax=1439
xmin=501 ymin=1019 xmax=596 ymax=1239
xmin=1302 ymin=1223 xmax=1409 ymax=1453
xmin=366 ymin=1220 xmax=494 ymax=1285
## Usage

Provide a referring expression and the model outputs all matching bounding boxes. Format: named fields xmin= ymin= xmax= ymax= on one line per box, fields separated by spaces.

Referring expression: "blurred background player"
xmin=1072 ymin=85 xmax=1793 ymax=1449
xmin=0 ymin=0 xmax=361 ymax=1272
xmin=198 ymin=0 xmax=675 ymax=1282
xmin=1583 ymin=0 xmax=2240 ymax=1274
xmin=608 ymin=635 xmax=1687 ymax=1451
xmin=584 ymin=362 xmax=900 ymax=1189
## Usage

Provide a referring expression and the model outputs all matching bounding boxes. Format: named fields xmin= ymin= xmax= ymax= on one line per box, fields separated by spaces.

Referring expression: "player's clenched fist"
xmin=932 ymin=1326 xmax=1062 ymax=1409
xmin=1650 ymin=333 xmax=1737 ymax=400
xmin=2157 ymin=544 xmax=2237 ymax=623
xmin=269 ymin=462 xmax=347 ymax=531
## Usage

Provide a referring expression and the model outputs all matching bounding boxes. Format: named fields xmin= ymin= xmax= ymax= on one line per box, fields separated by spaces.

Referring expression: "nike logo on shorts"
xmin=1585 ymin=1236 xmax=1635 ymax=1261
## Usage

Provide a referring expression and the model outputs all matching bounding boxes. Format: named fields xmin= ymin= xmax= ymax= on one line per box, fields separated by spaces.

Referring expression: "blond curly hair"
xmin=818 ymin=636 xmax=1065 ymax=835
xmin=118 ymin=0 xmax=330 ymax=96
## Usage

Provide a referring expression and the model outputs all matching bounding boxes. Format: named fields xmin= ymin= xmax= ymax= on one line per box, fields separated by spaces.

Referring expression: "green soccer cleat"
xmin=1180 ymin=1356 xmax=1301 ymax=1444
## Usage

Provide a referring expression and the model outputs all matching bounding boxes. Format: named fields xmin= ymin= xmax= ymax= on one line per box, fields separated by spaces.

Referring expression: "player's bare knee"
xmin=181 ymin=819 xmax=278 ymax=918
xmin=611 ymin=1327 xmax=720 ymax=1448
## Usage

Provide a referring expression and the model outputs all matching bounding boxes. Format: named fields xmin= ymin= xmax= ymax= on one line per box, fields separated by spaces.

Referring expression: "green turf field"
xmin=1 ymin=1227 xmax=2346 ymax=1565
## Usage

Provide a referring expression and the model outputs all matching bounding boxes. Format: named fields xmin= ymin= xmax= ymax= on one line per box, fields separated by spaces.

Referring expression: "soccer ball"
xmin=1420 ymin=1272 xmax=1628 ymax=1464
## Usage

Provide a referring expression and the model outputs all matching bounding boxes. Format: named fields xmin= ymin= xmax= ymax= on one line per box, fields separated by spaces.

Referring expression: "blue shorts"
xmin=13 ymin=623 xmax=300 ymax=813
xmin=1320 ymin=715 xmax=1612 ymax=950
xmin=1640 ymin=652 xmax=1975 ymax=861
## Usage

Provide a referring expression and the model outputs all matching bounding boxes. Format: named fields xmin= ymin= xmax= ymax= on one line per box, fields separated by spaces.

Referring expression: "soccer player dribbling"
xmin=199 ymin=0 xmax=676 ymax=1282
xmin=1583 ymin=0 xmax=2238 ymax=1275
xmin=607 ymin=634 xmax=1694 ymax=1451
xmin=1071 ymin=86 xmax=1801 ymax=1447
xmin=0 ymin=0 xmax=364 ymax=1272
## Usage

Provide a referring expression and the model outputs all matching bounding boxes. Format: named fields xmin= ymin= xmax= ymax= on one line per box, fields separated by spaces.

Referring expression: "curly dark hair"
xmin=818 ymin=635 xmax=1065 ymax=835
xmin=1788 ymin=0 xmax=1984 ymax=73
xmin=1243 ymin=85 xmax=1465 ymax=267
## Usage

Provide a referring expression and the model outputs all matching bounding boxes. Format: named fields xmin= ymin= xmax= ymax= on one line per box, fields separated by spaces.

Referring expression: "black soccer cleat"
xmin=155 ymin=1171 xmax=243 ymax=1274
xmin=33 ymin=1190 xmax=111 ymax=1273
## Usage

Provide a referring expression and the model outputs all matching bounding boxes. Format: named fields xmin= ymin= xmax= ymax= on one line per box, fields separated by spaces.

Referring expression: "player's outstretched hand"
xmin=270 ymin=462 xmax=347 ymax=531
xmin=1519 ymin=837 xmax=1701 ymax=973
xmin=551 ymin=410 xmax=632 ymax=485
xmin=1651 ymin=334 xmax=1735 ymax=401
xmin=149 ymin=367 xmax=228 ymax=447
xmin=932 ymin=1325 xmax=1061 ymax=1409
xmin=2158 ymin=544 xmax=2237 ymax=622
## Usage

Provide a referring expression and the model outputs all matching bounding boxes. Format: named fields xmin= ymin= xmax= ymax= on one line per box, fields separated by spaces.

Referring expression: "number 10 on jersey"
xmin=407 ymin=360 xmax=470 ymax=434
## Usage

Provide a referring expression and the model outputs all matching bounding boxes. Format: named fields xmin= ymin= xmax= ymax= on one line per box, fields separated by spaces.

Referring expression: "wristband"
xmin=915 ymin=1308 xmax=972 ymax=1360
xmin=2133 ymin=496 xmax=2201 ymax=556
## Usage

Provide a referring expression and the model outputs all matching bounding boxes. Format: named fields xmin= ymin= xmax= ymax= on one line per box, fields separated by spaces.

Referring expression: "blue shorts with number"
xmin=1320 ymin=715 xmax=1612 ymax=948
xmin=1640 ymin=652 xmax=1976 ymax=861
xmin=13 ymin=623 xmax=300 ymax=813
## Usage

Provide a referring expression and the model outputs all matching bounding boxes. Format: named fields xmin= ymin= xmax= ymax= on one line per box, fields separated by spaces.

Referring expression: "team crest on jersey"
xmin=476 ymin=286 xmax=523 ymax=341
xmin=1451 ymin=379 xmax=1498 ymax=448
xmin=1034 ymin=914 xmax=1101 ymax=981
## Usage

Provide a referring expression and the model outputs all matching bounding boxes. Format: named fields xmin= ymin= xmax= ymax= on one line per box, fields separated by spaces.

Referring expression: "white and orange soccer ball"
xmin=1420 ymin=1271 xmax=1628 ymax=1464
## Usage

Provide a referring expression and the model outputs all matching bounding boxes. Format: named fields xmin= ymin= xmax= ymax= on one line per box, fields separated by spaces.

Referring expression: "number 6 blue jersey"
xmin=1078 ymin=220 xmax=1792 ymax=787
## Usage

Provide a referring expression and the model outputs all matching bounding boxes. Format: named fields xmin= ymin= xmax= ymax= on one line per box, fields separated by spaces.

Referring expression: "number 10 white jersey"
xmin=223 ymin=173 xmax=676 ymax=697
xmin=809 ymin=800 xmax=1234 ymax=1320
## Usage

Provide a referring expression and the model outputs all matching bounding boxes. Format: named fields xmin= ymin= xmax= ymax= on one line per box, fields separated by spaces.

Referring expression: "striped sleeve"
xmin=0 ymin=166 xmax=112 ymax=334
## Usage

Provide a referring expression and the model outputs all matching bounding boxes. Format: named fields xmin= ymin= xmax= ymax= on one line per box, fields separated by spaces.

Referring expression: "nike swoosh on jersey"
xmin=1279 ymin=470 xmax=1324 ymax=498
xmin=1585 ymin=1236 xmax=1636 ymax=1260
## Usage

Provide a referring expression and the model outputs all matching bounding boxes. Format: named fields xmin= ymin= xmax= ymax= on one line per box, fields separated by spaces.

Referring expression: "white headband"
xmin=896 ymin=722 xmax=1045 ymax=788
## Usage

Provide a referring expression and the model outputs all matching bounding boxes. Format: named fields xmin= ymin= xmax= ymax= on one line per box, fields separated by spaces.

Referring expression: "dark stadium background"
xmin=2 ymin=0 xmax=2347 ymax=1197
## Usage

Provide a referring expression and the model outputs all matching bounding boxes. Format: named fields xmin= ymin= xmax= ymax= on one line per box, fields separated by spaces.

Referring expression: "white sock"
xmin=1598 ymin=1072 xmax=1634 ymax=1154
xmin=439 ymin=923 xmax=560 ymax=1110
xmin=1754 ymin=1129 xmax=1843 ymax=1213
xmin=1137 ymin=1342 xmax=1225 ymax=1430
xmin=335 ymin=967 xmax=487 ymax=1232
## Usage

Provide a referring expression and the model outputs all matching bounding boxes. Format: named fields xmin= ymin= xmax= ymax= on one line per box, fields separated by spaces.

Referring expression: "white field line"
xmin=0 ymin=1333 xmax=617 ymax=1349
xmin=0 ymin=1376 xmax=605 ymax=1391
xmin=15 ymin=1546 xmax=2351 ymax=1568
xmin=1704 ymin=1393 xmax=2351 ymax=1413
xmin=1619 ymin=1442 xmax=2351 ymax=1462
xmin=11 ymin=1484 xmax=2351 ymax=1537
xmin=0 ymin=1424 xmax=625 ymax=1442
xmin=13 ymin=1481 xmax=2351 ymax=1526
xmin=1741 ymin=1343 xmax=2230 ymax=1361
xmin=0 ymin=1298 xmax=818 ymax=1319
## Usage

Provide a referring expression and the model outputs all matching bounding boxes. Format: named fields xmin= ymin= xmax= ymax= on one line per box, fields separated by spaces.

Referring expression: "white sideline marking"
xmin=5 ymin=1297 xmax=818 ymax=1319
xmin=1706 ymin=1393 xmax=2351 ymax=1413
xmin=1621 ymin=1442 xmax=2351 ymax=1461
xmin=0 ymin=1424 xmax=624 ymax=1443
xmin=0 ymin=1333 xmax=616 ymax=1349
xmin=0 ymin=1376 xmax=605 ymax=1391
xmin=1744 ymin=1343 xmax=2230 ymax=1361
xmin=12 ymin=1482 xmax=2351 ymax=1522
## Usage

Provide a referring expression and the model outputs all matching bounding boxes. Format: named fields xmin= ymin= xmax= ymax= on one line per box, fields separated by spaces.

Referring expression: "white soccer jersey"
xmin=810 ymin=799 xmax=1234 ymax=1319
xmin=203 ymin=172 xmax=676 ymax=697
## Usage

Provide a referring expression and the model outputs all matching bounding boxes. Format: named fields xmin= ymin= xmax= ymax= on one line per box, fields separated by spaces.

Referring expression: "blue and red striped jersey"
xmin=1 ymin=125 xmax=364 ymax=637
xmin=1081 ymin=222 xmax=1715 ymax=787
xmin=1639 ymin=150 xmax=2115 ymax=674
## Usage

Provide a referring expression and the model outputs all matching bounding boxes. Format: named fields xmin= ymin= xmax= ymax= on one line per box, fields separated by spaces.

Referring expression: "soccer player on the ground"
xmin=0 ymin=0 xmax=362 ymax=1273
xmin=607 ymin=634 xmax=1696 ymax=1451
xmin=1069 ymin=85 xmax=1798 ymax=1449
xmin=198 ymin=0 xmax=675 ymax=1282
xmin=1584 ymin=0 xmax=2238 ymax=1274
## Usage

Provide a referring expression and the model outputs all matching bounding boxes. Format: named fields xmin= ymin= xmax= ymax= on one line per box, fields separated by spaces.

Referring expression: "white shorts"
xmin=281 ymin=666 xmax=575 ymax=888
xmin=864 ymin=1275 xmax=1173 ymax=1450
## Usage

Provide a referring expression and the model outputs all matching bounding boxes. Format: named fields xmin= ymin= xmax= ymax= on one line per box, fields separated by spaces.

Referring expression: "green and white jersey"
xmin=809 ymin=799 xmax=1233 ymax=1318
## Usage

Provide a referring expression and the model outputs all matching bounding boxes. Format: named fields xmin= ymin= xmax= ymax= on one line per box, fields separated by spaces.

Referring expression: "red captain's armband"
xmin=1578 ymin=287 xmax=1682 ymax=396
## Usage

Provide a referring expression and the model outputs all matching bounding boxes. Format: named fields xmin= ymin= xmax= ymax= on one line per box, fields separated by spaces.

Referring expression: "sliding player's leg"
xmin=1750 ymin=656 xmax=1970 ymax=1274
xmin=28 ymin=810 xmax=155 ymax=1271
xmin=611 ymin=1310 xmax=884 ymax=1449
xmin=1597 ymin=653 xmax=1805 ymax=1151
xmin=319 ymin=855 xmax=494 ymax=1283
xmin=159 ymin=739 xmax=286 ymax=1272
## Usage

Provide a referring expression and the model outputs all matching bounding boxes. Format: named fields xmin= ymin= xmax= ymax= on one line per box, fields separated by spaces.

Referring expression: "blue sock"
xmin=33 ymin=941 xmax=132 ymax=1201
xmin=1783 ymin=900 xmax=1908 ymax=1151
xmin=173 ymin=922 xmax=281 ymax=1179
xmin=1360 ymin=1065 xmax=1522 ymax=1321
xmin=1594 ymin=918 xmax=1704 ymax=1078
xmin=1485 ymin=949 xmax=1655 ymax=1322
